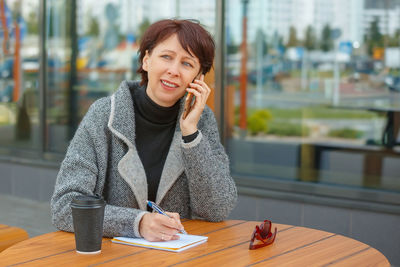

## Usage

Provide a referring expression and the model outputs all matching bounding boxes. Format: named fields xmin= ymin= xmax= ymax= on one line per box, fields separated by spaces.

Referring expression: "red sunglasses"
xmin=249 ymin=220 xmax=277 ymax=250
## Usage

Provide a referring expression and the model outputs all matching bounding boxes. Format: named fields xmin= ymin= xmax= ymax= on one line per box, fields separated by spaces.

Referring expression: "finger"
xmin=194 ymin=75 xmax=210 ymax=91
xmin=158 ymin=214 xmax=181 ymax=233
xmin=190 ymin=85 xmax=207 ymax=105
xmin=161 ymin=226 xmax=179 ymax=237
xmin=146 ymin=236 xmax=159 ymax=242
xmin=165 ymin=212 xmax=184 ymax=231
xmin=186 ymin=88 xmax=202 ymax=99
xmin=159 ymin=233 xmax=180 ymax=242
xmin=193 ymin=77 xmax=209 ymax=87
xmin=165 ymin=212 xmax=180 ymax=221
xmin=171 ymin=234 xmax=180 ymax=240
xmin=189 ymin=82 xmax=207 ymax=95
xmin=160 ymin=232 xmax=169 ymax=241
xmin=155 ymin=229 xmax=178 ymax=241
xmin=186 ymin=88 xmax=203 ymax=108
xmin=159 ymin=233 xmax=166 ymax=241
xmin=192 ymin=80 xmax=211 ymax=101
xmin=189 ymin=84 xmax=208 ymax=107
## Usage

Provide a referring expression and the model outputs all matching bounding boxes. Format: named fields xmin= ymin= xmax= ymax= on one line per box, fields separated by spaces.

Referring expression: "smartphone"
xmin=182 ymin=74 xmax=202 ymax=119
xmin=182 ymin=92 xmax=194 ymax=119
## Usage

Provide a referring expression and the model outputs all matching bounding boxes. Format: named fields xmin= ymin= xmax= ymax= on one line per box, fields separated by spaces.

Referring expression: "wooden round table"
xmin=0 ymin=220 xmax=390 ymax=266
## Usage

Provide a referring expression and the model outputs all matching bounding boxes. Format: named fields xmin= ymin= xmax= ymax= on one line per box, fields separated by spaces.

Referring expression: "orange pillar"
xmin=226 ymin=85 xmax=235 ymax=138
xmin=13 ymin=20 xmax=21 ymax=102
xmin=0 ymin=0 xmax=10 ymax=55
xmin=239 ymin=0 xmax=248 ymax=130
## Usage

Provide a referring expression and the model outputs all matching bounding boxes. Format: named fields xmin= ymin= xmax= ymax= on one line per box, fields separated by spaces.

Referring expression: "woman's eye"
xmin=183 ymin=62 xmax=193 ymax=68
xmin=161 ymin=55 xmax=171 ymax=60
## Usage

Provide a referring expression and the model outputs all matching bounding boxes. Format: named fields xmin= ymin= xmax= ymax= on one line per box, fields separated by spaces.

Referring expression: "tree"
xmin=227 ymin=41 xmax=239 ymax=54
xmin=254 ymin=28 xmax=268 ymax=56
xmin=47 ymin=1 xmax=71 ymax=39
xmin=26 ymin=11 xmax=39 ymax=35
xmin=137 ymin=18 xmax=151 ymax=42
xmin=320 ymin=24 xmax=333 ymax=52
xmin=87 ymin=16 xmax=100 ymax=37
xmin=304 ymin=25 xmax=317 ymax=50
xmin=388 ymin=28 xmax=400 ymax=47
xmin=364 ymin=17 xmax=383 ymax=55
xmin=226 ymin=26 xmax=239 ymax=54
xmin=11 ymin=1 xmax=21 ymax=20
xmin=286 ymin=26 xmax=298 ymax=47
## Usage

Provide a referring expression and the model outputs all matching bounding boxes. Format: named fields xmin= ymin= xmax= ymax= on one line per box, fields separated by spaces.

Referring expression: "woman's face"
xmin=142 ymin=34 xmax=201 ymax=107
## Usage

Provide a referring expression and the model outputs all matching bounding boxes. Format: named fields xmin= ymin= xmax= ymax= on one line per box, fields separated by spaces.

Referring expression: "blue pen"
xmin=147 ymin=200 xmax=187 ymax=234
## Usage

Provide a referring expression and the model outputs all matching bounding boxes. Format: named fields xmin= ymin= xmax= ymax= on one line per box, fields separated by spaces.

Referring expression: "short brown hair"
xmin=137 ymin=19 xmax=215 ymax=85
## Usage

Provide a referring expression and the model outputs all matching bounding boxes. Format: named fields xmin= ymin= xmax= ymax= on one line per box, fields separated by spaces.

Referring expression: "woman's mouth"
xmin=161 ymin=79 xmax=179 ymax=90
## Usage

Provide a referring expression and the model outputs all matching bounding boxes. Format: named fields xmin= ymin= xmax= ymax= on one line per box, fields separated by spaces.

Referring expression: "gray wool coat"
xmin=50 ymin=80 xmax=237 ymax=238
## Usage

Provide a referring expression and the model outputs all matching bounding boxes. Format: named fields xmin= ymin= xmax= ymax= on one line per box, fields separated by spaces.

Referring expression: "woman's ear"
xmin=142 ymin=50 xmax=149 ymax=71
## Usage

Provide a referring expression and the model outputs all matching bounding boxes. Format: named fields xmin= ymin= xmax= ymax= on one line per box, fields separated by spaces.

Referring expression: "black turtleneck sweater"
xmin=131 ymin=87 xmax=180 ymax=204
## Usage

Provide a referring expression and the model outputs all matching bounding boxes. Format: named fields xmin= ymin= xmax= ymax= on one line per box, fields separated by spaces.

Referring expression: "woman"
xmin=51 ymin=19 xmax=237 ymax=242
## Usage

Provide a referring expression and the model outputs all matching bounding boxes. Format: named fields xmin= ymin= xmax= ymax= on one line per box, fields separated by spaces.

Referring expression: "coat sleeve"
xmin=181 ymin=107 xmax=238 ymax=222
xmin=50 ymin=102 xmax=147 ymax=238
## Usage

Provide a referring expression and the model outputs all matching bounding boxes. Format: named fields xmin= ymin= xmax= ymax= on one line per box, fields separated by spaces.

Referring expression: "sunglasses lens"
xmin=260 ymin=221 xmax=271 ymax=239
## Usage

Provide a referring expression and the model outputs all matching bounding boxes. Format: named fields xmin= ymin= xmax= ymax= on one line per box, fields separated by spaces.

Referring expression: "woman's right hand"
xmin=139 ymin=212 xmax=184 ymax=241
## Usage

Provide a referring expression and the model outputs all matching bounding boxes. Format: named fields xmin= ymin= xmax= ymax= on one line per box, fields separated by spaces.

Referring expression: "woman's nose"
xmin=167 ymin=62 xmax=180 ymax=77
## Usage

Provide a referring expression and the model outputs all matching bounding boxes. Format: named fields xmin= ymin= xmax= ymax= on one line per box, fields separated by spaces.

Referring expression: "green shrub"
xmin=255 ymin=109 xmax=272 ymax=120
xmin=247 ymin=110 xmax=272 ymax=135
xmin=265 ymin=107 xmax=378 ymax=119
xmin=267 ymin=121 xmax=309 ymax=136
xmin=248 ymin=115 xmax=267 ymax=135
xmin=328 ymin=128 xmax=363 ymax=139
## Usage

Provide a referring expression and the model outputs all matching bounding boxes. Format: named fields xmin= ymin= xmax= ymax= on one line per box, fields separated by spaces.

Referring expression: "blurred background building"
xmin=0 ymin=0 xmax=399 ymax=264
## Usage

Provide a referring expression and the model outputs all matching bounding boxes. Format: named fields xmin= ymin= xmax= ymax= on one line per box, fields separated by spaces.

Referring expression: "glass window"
xmin=45 ymin=0 xmax=73 ymax=153
xmin=225 ymin=0 xmax=400 ymax=194
xmin=46 ymin=0 xmax=216 ymax=153
xmin=0 ymin=0 xmax=40 ymax=150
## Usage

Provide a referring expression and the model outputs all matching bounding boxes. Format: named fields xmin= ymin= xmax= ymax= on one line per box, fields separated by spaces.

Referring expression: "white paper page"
xmin=112 ymin=234 xmax=208 ymax=252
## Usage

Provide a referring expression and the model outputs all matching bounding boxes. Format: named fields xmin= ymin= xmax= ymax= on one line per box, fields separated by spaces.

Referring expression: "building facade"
xmin=0 ymin=0 xmax=400 ymax=264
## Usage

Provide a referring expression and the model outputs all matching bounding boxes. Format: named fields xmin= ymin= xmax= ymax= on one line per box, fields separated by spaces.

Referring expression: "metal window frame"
xmin=215 ymin=0 xmax=226 ymax=138
xmin=39 ymin=0 xmax=47 ymax=155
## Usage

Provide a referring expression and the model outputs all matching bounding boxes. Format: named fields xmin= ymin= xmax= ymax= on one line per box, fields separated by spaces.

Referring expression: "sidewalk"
xmin=0 ymin=194 xmax=57 ymax=238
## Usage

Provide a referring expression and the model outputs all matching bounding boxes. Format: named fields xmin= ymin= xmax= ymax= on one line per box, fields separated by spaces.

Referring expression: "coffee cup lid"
xmin=71 ymin=195 xmax=105 ymax=207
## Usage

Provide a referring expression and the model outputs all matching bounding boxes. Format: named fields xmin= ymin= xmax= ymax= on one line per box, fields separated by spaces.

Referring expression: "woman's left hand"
xmin=180 ymin=74 xmax=211 ymax=136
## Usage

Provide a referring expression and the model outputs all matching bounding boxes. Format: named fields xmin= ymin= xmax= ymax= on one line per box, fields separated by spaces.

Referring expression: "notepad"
xmin=112 ymin=234 xmax=208 ymax=252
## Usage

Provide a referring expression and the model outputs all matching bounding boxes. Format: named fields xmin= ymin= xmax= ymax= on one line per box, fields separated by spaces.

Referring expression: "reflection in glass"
xmin=0 ymin=0 xmax=40 ymax=150
xmin=46 ymin=0 xmax=216 ymax=153
xmin=225 ymin=0 xmax=400 ymax=193
xmin=45 ymin=0 xmax=73 ymax=153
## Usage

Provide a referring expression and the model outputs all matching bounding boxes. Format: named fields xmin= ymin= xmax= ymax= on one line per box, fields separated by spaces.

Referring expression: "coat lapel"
xmin=156 ymin=128 xmax=184 ymax=204
xmin=108 ymin=81 xmax=148 ymax=211
xmin=156 ymin=98 xmax=187 ymax=204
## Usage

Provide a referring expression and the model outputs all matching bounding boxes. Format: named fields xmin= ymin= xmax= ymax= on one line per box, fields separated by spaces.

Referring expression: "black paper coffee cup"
xmin=70 ymin=195 xmax=105 ymax=254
